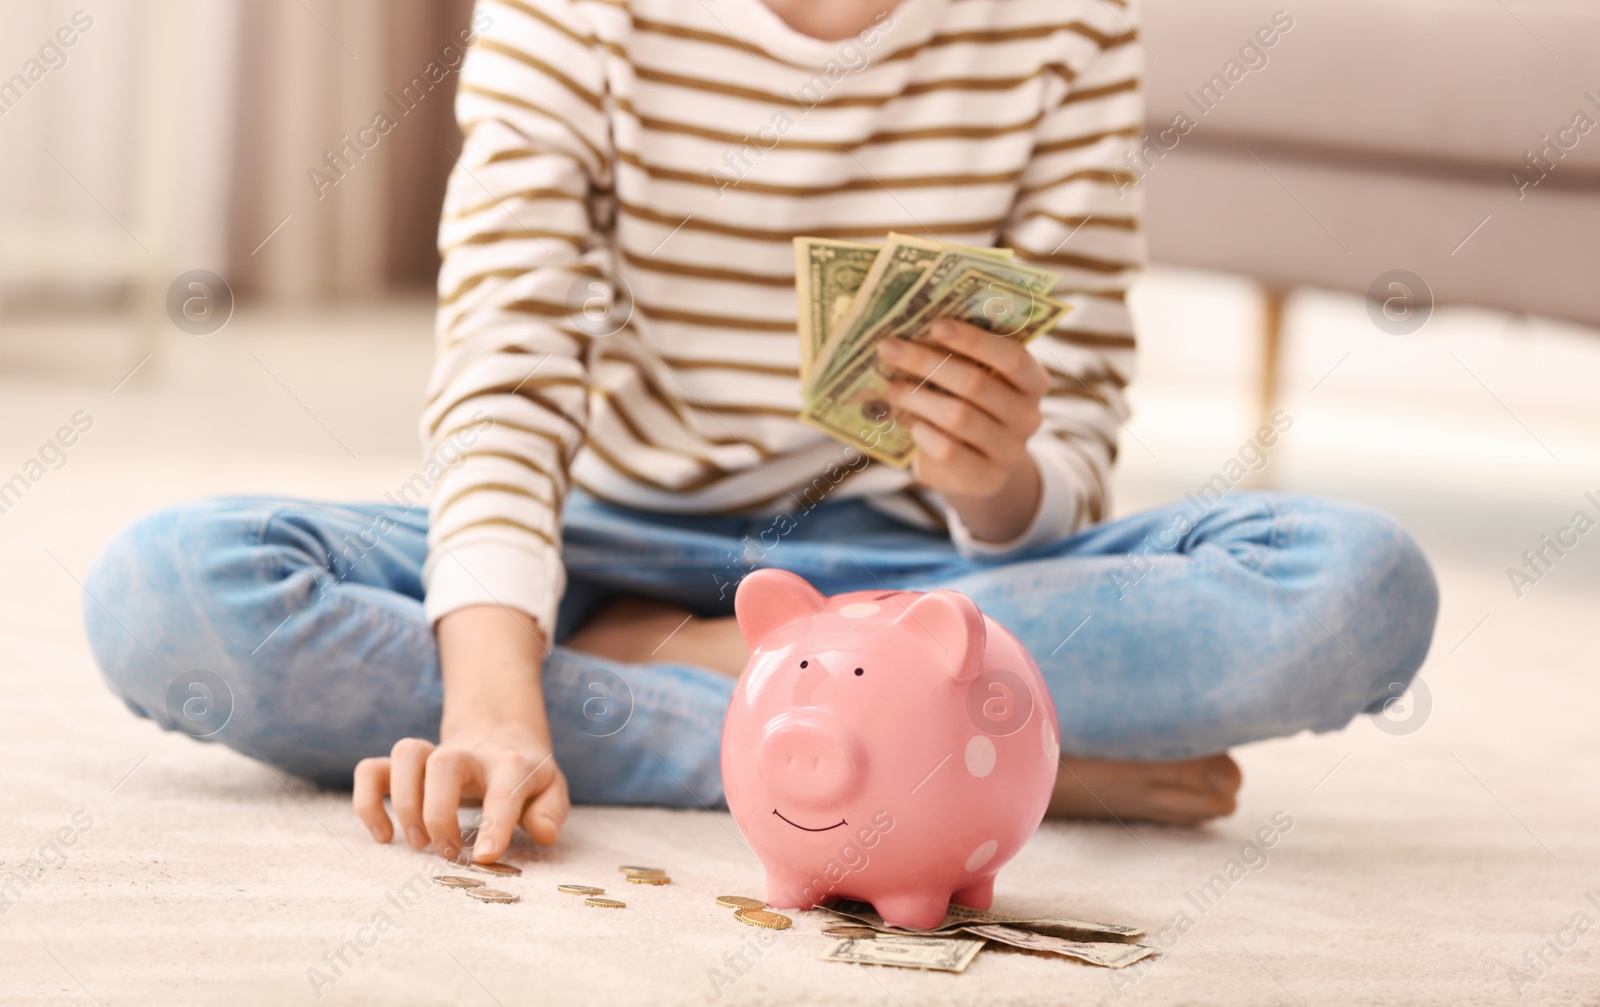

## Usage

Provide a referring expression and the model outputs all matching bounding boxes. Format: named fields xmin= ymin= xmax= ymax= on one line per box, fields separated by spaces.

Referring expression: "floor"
xmin=1 ymin=270 xmax=1598 ymax=1006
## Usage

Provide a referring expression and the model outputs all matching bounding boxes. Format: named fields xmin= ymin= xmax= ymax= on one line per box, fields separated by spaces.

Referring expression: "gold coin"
xmin=715 ymin=895 xmax=765 ymax=910
xmin=585 ymin=897 xmax=626 ymax=908
xmin=557 ymin=884 xmax=605 ymax=895
xmin=619 ymin=865 xmax=664 ymax=875
xmin=626 ymin=875 xmax=671 ymax=885
xmin=433 ymin=876 xmax=485 ymax=889
xmin=467 ymin=888 xmax=520 ymax=904
xmin=734 ymin=908 xmax=792 ymax=930
xmin=821 ymin=925 xmax=879 ymax=939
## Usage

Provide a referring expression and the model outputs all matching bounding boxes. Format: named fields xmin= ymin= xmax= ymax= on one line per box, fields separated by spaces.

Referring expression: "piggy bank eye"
xmin=800 ymin=660 xmax=808 ymax=668
xmin=854 ymin=667 xmax=864 ymax=676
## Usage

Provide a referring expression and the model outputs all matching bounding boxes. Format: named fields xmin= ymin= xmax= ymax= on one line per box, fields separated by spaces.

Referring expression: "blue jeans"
xmin=81 ymin=490 xmax=1437 ymax=805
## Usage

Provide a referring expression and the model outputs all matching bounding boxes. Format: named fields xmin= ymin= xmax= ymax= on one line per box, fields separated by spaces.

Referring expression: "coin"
xmin=716 ymin=896 xmax=766 ymax=910
xmin=585 ymin=897 xmax=626 ymax=908
xmin=433 ymin=876 xmax=485 ymax=889
xmin=822 ymin=925 xmax=879 ymax=939
xmin=618 ymin=865 xmax=664 ymax=875
xmin=734 ymin=908 xmax=792 ymax=930
xmin=557 ymin=884 xmax=605 ymax=895
xmin=626 ymin=875 xmax=671 ymax=885
xmin=467 ymin=888 xmax=520 ymax=904
xmin=467 ymin=860 xmax=522 ymax=877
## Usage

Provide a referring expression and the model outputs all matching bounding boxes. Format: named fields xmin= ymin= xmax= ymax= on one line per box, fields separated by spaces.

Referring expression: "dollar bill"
xmin=808 ymin=233 xmax=947 ymax=391
xmin=850 ymin=250 xmax=1059 ymax=358
xmin=960 ymin=924 xmax=1156 ymax=969
xmin=794 ymin=237 xmax=881 ymax=384
xmin=805 ymin=235 xmax=1013 ymax=390
xmin=824 ymin=899 xmax=1143 ymax=942
xmin=846 ymin=262 xmax=1067 ymax=381
xmin=799 ymin=270 xmax=1071 ymax=466
xmin=794 ymin=236 xmax=1012 ymax=386
xmin=820 ymin=935 xmax=985 ymax=973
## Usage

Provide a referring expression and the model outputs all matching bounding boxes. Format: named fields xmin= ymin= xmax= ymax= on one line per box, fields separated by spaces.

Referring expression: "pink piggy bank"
xmin=720 ymin=568 xmax=1059 ymax=930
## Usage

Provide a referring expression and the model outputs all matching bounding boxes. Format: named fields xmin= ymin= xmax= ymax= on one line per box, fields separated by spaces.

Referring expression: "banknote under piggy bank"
xmin=721 ymin=568 xmax=1059 ymax=930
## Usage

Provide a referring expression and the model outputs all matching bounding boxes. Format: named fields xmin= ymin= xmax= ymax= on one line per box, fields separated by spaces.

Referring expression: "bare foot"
xmin=1049 ymin=753 xmax=1241 ymax=825
xmin=564 ymin=595 xmax=748 ymax=676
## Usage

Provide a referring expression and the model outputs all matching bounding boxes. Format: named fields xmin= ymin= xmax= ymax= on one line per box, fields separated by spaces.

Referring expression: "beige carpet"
xmin=3 ymin=298 xmax=1598 ymax=1006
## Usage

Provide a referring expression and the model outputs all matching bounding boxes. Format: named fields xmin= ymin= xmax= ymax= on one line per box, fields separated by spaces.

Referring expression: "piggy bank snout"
xmin=758 ymin=718 xmax=863 ymax=808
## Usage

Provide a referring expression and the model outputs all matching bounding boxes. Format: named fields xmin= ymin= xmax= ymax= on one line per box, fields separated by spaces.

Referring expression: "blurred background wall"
xmin=0 ymin=0 xmax=472 ymax=313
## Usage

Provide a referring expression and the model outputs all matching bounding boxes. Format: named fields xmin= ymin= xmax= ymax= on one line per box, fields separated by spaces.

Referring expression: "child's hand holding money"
xmin=878 ymin=317 xmax=1049 ymax=543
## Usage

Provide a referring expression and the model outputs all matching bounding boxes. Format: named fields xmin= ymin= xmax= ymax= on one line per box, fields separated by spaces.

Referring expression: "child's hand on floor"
xmin=351 ymin=606 xmax=569 ymax=861
xmin=880 ymin=317 xmax=1050 ymax=541
xmin=351 ymin=727 xmax=568 ymax=861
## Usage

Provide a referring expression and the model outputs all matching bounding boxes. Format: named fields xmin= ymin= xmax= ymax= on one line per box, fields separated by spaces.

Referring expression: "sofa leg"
xmin=1251 ymin=286 xmax=1289 ymax=488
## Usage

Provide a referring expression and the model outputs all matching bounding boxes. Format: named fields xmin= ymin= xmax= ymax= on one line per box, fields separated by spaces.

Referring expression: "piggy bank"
xmin=720 ymin=568 xmax=1059 ymax=930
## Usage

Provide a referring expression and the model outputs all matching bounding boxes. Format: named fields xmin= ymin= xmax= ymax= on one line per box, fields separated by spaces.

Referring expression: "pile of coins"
xmin=715 ymin=894 xmax=792 ymax=931
xmin=433 ymin=857 xmax=524 ymax=904
xmin=621 ymin=865 xmax=671 ymax=886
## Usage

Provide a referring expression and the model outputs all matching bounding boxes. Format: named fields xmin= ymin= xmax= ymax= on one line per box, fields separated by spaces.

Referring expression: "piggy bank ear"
xmin=735 ymin=568 xmax=827 ymax=649
xmin=894 ymin=590 xmax=986 ymax=682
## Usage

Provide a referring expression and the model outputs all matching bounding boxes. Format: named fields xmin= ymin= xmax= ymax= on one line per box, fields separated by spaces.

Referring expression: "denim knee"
xmin=1357 ymin=515 xmax=1439 ymax=712
xmin=82 ymin=498 xmax=275 ymax=738
xmin=1294 ymin=499 xmax=1440 ymax=730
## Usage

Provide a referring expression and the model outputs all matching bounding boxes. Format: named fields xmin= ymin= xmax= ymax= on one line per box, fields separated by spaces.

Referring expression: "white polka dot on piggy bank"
xmin=720 ymin=569 xmax=1060 ymax=931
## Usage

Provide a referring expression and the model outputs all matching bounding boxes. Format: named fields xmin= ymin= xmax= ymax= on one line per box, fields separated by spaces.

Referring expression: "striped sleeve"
xmin=942 ymin=6 xmax=1146 ymax=555
xmin=419 ymin=0 xmax=612 ymax=637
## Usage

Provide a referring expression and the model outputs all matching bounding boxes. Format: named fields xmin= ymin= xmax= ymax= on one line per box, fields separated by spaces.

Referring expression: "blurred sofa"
xmin=1139 ymin=0 xmax=1600 ymax=412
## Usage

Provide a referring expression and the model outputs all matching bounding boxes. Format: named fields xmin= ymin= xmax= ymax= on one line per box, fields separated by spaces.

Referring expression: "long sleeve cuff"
xmin=421 ymin=537 xmax=565 ymax=644
xmin=940 ymin=442 xmax=1081 ymax=559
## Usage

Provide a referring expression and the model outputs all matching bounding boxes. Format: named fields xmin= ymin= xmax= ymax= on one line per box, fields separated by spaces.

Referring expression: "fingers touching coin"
xmin=422 ymin=746 xmax=475 ymax=858
xmin=352 ymin=738 xmax=570 ymax=860
xmin=478 ymin=752 xmax=565 ymax=860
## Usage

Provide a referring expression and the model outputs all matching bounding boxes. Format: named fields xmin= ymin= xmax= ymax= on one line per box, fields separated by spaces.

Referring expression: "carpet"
xmin=2 ymin=306 xmax=1597 ymax=1006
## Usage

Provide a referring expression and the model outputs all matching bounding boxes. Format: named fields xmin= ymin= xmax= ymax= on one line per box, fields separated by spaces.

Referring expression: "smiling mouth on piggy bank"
xmin=772 ymin=809 xmax=847 ymax=832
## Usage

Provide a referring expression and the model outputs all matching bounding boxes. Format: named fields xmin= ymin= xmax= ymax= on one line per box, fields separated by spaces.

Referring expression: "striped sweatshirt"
xmin=421 ymin=0 xmax=1146 ymax=637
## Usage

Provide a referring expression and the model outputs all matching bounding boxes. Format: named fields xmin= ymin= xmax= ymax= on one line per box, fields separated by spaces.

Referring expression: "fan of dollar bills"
xmin=816 ymin=899 xmax=1155 ymax=973
xmin=794 ymin=233 xmax=1073 ymax=467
